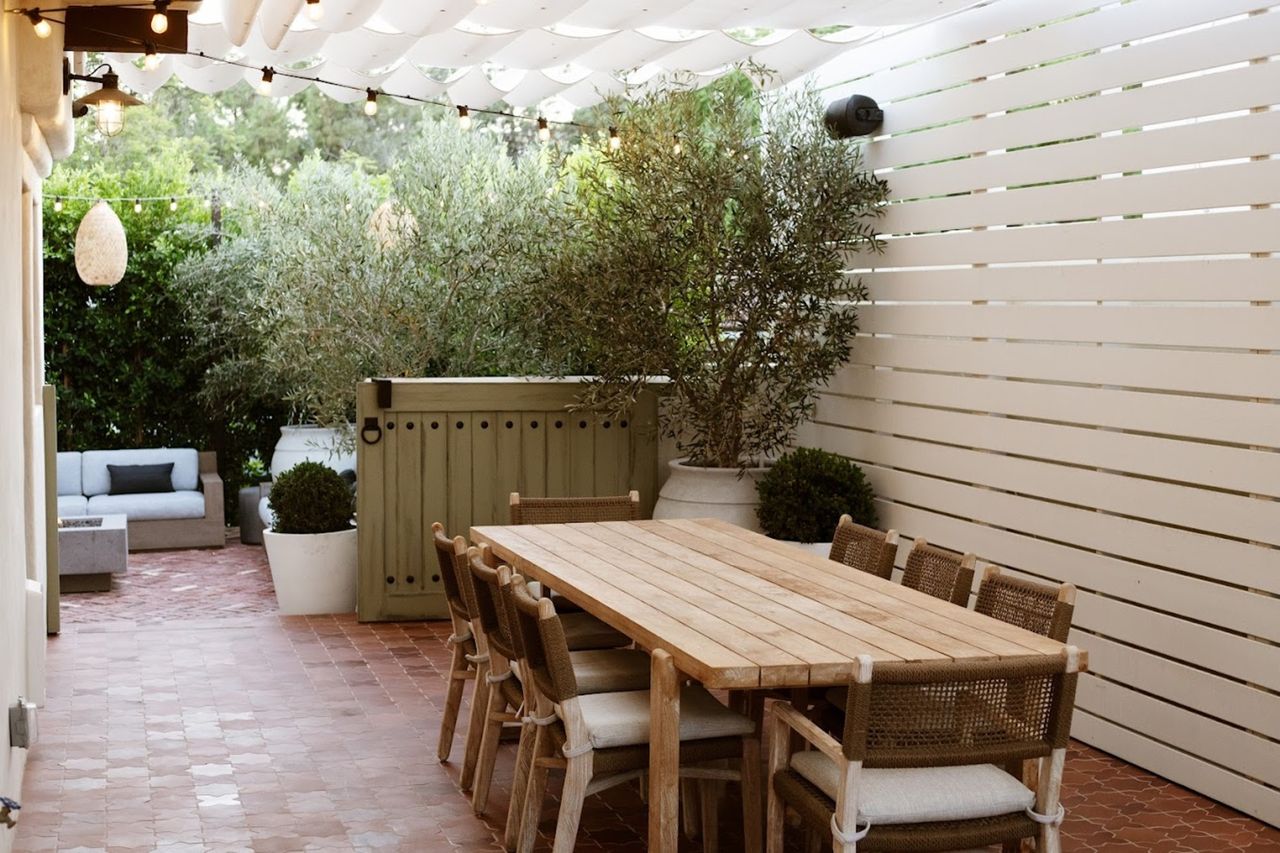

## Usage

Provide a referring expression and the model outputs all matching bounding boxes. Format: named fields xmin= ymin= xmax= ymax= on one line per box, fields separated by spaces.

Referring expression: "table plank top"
xmin=471 ymin=517 xmax=1080 ymax=690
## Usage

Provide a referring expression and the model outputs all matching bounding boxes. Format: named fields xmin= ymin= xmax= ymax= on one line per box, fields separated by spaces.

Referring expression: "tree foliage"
xmin=517 ymin=73 xmax=890 ymax=468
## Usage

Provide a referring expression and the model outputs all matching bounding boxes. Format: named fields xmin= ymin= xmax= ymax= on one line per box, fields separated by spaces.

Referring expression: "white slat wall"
xmin=800 ymin=0 xmax=1280 ymax=826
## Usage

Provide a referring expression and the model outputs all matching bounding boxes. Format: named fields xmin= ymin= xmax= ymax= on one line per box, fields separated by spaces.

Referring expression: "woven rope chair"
xmin=465 ymin=546 xmax=641 ymax=824
xmin=900 ymin=538 xmax=977 ymax=606
xmin=430 ymin=523 xmax=487 ymax=785
xmin=767 ymin=649 xmax=1083 ymax=853
xmin=976 ymin=566 xmax=1076 ymax=643
xmin=509 ymin=490 xmax=642 ymax=525
xmin=828 ymin=515 xmax=898 ymax=580
xmin=508 ymin=578 xmax=762 ymax=853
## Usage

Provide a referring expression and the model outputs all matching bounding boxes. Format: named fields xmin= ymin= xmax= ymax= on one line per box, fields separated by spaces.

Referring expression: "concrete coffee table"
xmin=58 ymin=514 xmax=128 ymax=592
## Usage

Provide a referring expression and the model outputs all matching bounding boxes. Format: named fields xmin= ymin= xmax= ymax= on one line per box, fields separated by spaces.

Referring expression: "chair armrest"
xmin=771 ymin=701 xmax=844 ymax=763
xmin=200 ymin=471 xmax=224 ymax=525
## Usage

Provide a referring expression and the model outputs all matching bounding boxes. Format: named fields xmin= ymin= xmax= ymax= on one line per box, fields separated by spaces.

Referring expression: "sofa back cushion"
xmin=82 ymin=448 xmax=199 ymax=496
xmin=56 ymin=452 xmax=83 ymax=496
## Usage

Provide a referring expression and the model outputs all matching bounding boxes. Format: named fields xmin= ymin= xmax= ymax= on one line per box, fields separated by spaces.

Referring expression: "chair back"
xmin=828 ymin=515 xmax=897 ymax=580
xmin=467 ymin=546 xmax=519 ymax=663
xmin=431 ymin=522 xmax=474 ymax=622
xmin=509 ymin=577 xmax=579 ymax=703
xmin=901 ymin=538 xmax=976 ymax=606
xmin=509 ymin=491 xmax=642 ymax=525
xmin=842 ymin=651 xmax=1081 ymax=769
xmin=975 ymin=567 xmax=1075 ymax=643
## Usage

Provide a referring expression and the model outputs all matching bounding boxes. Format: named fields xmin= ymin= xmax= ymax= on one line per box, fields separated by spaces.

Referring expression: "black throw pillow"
xmin=107 ymin=462 xmax=175 ymax=495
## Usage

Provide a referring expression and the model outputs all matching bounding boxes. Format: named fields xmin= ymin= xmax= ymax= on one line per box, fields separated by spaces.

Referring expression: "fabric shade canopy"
xmin=102 ymin=0 xmax=978 ymax=110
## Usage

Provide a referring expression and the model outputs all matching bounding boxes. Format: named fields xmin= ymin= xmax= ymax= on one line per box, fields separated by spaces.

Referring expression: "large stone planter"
xmin=263 ymin=527 xmax=357 ymax=615
xmin=270 ymin=425 xmax=355 ymax=479
xmin=652 ymin=458 xmax=769 ymax=531
xmin=780 ymin=540 xmax=834 ymax=558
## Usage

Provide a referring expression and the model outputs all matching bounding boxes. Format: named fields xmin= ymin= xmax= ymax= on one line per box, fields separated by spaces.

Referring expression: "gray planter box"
xmin=239 ymin=485 xmax=265 ymax=545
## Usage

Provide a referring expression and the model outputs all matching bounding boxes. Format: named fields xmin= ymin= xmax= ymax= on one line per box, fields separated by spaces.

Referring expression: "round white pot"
xmin=263 ymin=527 xmax=357 ymax=616
xmin=270 ymin=425 xmax=356 ymax=480
xmin=780 ymin=540 xmax=834 ymax=558
xmin=652 ymin=458 xmax=770 ymax=531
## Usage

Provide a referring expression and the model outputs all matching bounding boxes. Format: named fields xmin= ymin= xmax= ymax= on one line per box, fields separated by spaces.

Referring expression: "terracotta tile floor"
xmin=15 ymin=541 xmax=1280 ymax=852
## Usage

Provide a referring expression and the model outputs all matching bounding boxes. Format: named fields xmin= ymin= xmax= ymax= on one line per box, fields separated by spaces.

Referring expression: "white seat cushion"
xmin=570 ymin=649 xmax=651 ymax=695
xmin=82 ymin=448 xmax=199 ymax=496
xmin=790 ymin=751 xmax=1035 ymax=825
xmin=56 ymin=452 xmax=83 ymax=496
xmin=57 ymin=494 xmax=89 ymax=517
xmin=87 ymin=490 xmax=206 ymax=521
xmin=574 ymin=685 xmax=754 ymax=750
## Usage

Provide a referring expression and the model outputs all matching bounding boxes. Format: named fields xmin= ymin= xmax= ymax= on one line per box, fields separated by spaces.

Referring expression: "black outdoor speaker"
xmin=824 ymin=94 xmax=884 ymax=138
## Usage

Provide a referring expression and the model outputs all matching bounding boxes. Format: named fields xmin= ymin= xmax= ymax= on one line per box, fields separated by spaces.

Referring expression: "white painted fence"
xmin=801 ymin=0 xmax=1280 ymax=826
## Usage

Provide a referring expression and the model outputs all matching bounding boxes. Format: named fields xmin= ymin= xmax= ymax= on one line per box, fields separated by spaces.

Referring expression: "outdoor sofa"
xmin=56 ymin=448 xmax=225 ymax=550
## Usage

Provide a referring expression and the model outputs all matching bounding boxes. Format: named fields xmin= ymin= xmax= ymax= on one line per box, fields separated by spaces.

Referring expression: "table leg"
xmin=649 ymin=649 xmax=680 ymax=853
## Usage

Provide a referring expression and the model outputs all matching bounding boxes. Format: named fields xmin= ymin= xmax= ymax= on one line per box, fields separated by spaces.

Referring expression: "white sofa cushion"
xmin=56 ymin=452 xmax=83 ymax=496
xmin=87 ymin=490 xmax=206 ymax=521
xmin=790 ymin=751 xmax=1035 ymax=825
xmin=82 ymin=448 xmax=199 ymax=496
xmin=574 ymin=685 xmax=754 ymax=750
xmin=57 ymin=494 xmax=89 ymax=517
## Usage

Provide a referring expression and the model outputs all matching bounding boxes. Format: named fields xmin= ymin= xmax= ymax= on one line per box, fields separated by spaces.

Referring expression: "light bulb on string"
xmin=150 ymin=0 xmax=170 ymax=34
xmin=169 ymin=197 xmax=178 ymax=212
xmin=364 ymin=89 xmax=378 ymax=117
xmin=608 ymin=126 xmax=621 ymax=151
xmin=27 ymin=12 xmax=52 ymax=38
xmin=457 ymin=105 xmax=471 ymax=131
xmin=672 ymin=134 xmax=682 ymax=155
xmin=133 ymin=199 xmax=142 ymax=213
xmin=257 ymin=67 xmax=274 ymax=96
xmin=537 ymin=117 xmax=550 ymax=143
xmin=53 ymin=197 xmax=63 ymax=213
xmin=305 ymin=0 xmax=324 ymax=21
xmin=142 ymin=42 xmax=161 ymax=71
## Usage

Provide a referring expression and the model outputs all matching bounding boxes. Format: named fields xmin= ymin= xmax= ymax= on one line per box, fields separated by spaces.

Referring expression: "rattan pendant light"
xmin=74 ymin=201 xmax=128 ymax=286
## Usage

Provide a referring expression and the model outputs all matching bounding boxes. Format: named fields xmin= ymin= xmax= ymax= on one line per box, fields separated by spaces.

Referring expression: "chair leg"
xmin=503 ymin=717 xmax=537 ymax=852
xmin=437 ymin=643 xmax=471 ymax=763
xmin=699 ymin=779 xmax=721 ymax=853
xmin=471 ymin=679 xmax=511 ymax=815
xmin=682 ymin=778 xmax=701 ymax=839
xmin=460 ymin=657 xmax=491 ymax=791
xmin=516 ymin=727 xmax=552 ymax=853
xmin=552 ymin=753 xmax=592 ymax=853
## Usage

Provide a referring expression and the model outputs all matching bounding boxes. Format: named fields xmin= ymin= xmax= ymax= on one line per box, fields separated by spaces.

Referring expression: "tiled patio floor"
xmin=14 ymin=540 xmax=1280 ymax=852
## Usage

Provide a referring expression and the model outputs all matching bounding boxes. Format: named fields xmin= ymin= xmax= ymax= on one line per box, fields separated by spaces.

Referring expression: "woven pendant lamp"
xmin=74 ymin=200 xmax=128 ymax=286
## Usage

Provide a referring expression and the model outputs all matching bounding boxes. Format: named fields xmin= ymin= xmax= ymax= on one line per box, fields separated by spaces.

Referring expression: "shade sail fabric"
xmin=108 ymin=0 xmax=979 ymax=109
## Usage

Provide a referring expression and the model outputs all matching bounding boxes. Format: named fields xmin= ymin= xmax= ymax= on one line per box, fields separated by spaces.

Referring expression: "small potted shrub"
xmin=262 ymin=461 xmax=357 ymax=615
xmin=756 ymin=448 xmax=877 ymax=555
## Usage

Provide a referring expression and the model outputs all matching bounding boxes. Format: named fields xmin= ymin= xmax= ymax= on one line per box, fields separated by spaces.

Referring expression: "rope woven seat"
xmin=767 ymin=652 xmax=1082 ymax=852
xmin=828 ymin=514 xmax=898 ymax=580
xmin=900 ymin=538 xmax=977 ymax=606
xmin=975 ymin=566 xmax=1076 ymax=643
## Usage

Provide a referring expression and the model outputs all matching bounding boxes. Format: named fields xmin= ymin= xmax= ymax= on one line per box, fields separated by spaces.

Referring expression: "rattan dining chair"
xmin=466 ymin=546 xmax=646 ymax=822
xmin=828 ymin=515 xmax=898 ymax=580
xmin=975 ymin=566 xmax=1076 ymax=643
xmin=508 ymin=576 xmax=762 ymax=853
xmin=900 ymin=538 xmax=977 ymax=606
xmin=509 ymin=490 xmax=643 ymax=525
xmin=767 ymin=648 xmax=1083 ymax=853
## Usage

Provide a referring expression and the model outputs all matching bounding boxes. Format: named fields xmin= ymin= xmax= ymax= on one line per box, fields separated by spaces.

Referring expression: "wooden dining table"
xmin=470 ymin=516 xmax=1080 ymax=853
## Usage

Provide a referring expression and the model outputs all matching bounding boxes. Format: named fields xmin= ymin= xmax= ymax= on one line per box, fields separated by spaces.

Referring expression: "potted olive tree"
xmin=262 ymin=461 xmax=357 ymax=615
xmin=756 ymin=447 xmax=877 ymax=554
xmin=517 ymin=72 xmax=889 ymax=529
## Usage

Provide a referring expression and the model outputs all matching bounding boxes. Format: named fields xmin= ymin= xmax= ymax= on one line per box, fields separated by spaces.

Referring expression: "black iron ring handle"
xmin=360 ymin=418 xmax=383 ymax=445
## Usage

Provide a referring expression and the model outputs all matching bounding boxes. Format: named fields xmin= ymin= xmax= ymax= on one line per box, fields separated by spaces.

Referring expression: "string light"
xmin=304 ymin=0 xmax=324 ymax=21
xmin=672 ymin=134 xmax=682 ymax=155
xmin=537 ymin=117 xmax=550 ymax=143
xmin=169 ymin=197 xmax=178 ymax=212
xmin=608 ymin=126 xmax=621 ymax=151
xmin=150 ymin=0 xmax=169 ymax=35
xmin=27 ymin=11 xmax=51 ymax=38
xmin=457 ymin=105 xmax=471 ymax=131
xmin=364 ymin=88 xmax=378 ymax=117
xmin=142 ymin=42 xmax=161 ymax=71
xmin=257 ymin=67 xmax=274 ymax=96
xmin=133 ymin=199 xmax=142 ymax=213
xmin=53 ymin=197 xmax=63 ymax=213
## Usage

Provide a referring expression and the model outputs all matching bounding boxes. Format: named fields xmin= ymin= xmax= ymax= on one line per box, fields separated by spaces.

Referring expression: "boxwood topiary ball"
xmin=268 ymin=460 xmax=354 ymax=535
xmin=756 ymin=447 xmax=877 ymax=543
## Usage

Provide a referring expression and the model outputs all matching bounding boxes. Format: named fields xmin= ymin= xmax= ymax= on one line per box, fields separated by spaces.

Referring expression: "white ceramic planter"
xmin=263 ymin=527 xmax=357 ymax=616
xmin=780 ymin=540 xmax=834 ymax=558
xmin=270 ymin=425 xmax=356 ymax=480
xmin=652 ymin=458 xmax=769 ymax=531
